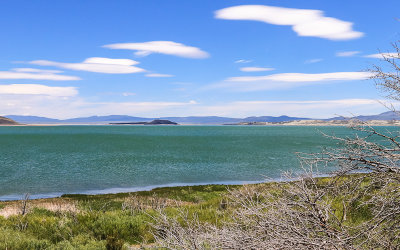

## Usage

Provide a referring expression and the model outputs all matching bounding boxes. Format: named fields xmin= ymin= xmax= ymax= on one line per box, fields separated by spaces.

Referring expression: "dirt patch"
xmin=0 ymin=201 xmax=78 ymax=218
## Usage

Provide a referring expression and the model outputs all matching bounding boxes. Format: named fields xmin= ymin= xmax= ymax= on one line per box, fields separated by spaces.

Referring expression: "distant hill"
xmin=5 ymin=115 xmax=60 ymax=124
xmin=63 ymin=115 xmax=153 ymax=123
xmin=5 ymin=112 xmax=400 ymax=125
xmin=5 ymin=115 xmax=310 ymax=125
xmin=0 ymin=116 xmax=19 ymax=125
xmin=5 ymin=115 xmax=152 ymax=124
xmin=161 ymin=116 xmax=242 ymax=124
xmin=327 ymin=111 xmax=400 ymax=121
xmin=110 ymin=119 xmax=178 ymax=125
xmin=241 ymin=115 xmax=311 ymax=123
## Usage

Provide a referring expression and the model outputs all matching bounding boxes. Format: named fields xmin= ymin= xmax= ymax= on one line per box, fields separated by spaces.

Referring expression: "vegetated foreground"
xmin=0 ymin=173 xmax=395 ymax=249
xmin=0 ymin=184 xmax=234 ymax=249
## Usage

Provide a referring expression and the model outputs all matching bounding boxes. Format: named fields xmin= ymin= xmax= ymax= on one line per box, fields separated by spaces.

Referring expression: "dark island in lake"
xmin=109 ymin=119 xmax=178 ymax=125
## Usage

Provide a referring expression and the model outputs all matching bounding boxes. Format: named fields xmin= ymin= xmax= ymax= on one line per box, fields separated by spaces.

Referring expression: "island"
xmin=109 ymin=119 xmax=178 ymax=125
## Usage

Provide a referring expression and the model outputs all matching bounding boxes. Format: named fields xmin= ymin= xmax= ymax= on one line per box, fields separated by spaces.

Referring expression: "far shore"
xmin=1 ymin=119 xmax=400 ymax=127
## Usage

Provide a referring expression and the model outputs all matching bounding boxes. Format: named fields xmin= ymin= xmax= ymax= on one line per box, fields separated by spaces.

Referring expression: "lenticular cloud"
xmin=215 ymin=5 xmax=363 ymax=40
xmin=103 ymin=41 xmax=210 ymax=59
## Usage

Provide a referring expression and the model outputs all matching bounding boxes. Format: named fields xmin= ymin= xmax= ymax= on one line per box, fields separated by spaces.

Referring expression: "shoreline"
xmin=0 ymin=173 xmax=332 ymax=201
xmin=0 ymin=180 xmax=270 ymax=201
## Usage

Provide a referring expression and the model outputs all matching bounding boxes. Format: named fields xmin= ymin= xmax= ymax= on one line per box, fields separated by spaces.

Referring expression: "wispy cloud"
xmin=364 ymin=52 xmax=398 ymax=59
xmin=0 ymin=84 xmax=78 ymax=97
xmin=208 ymin=71 xmax=372 ymax=91
xmin=0 ymin=69 xmax=80 ymax=81
xmin=122 ymin=92 xmax=136 ymax=97
xmin=12 ymin=68 xmax=64 ymax=74
xmin=145 ymin=73 xmax=174 ymax=77
xmin=240 ymin=67 xmax=275 ymax=72
xmin=103 ymin=41 xmax=210 ymax=59
xmin=336 ymin=51 xmax=360 ymax=57
xmin=215 ymin=5 xmax=363 ymax=40
xmin=235 ymin=59 xmax=253 ymax=63
xmin=29 ymin=57 xmax=145 ymax=74
xmin=304 ymin=58 xmax=323 ymax=64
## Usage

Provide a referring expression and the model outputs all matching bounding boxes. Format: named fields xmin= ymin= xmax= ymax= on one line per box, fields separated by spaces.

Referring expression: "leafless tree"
xmin=19 ymin=193 xmax=30 ymax=216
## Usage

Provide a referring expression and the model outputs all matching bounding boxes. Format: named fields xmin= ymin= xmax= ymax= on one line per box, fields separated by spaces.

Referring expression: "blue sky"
xmin=0 ymin=0 xmax=399 ymax=118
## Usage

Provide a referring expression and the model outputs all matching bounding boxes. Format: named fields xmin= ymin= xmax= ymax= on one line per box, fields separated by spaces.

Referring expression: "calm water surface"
xmin=0 ymin=125 xmax=357 ymax=200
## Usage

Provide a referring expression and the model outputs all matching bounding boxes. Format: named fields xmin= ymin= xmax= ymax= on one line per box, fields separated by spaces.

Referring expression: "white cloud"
xmin=208 ymin=71 xmax=372 ymax=91
xmin=103 ymin=41 xmax=210 ymax=59
xmin=215 ymin=5 xmax=363 ymax=40
xmin=364 ymin=52 xmax=398 ymax=59
xmin=29 ymin=57 xmax=145 ymax=74
xmin=83 ymin=57 xmax=138 ymax=66
xmin=0 ymin=84 xmax=77 ymax=97
xmin=240 ymin=67 xmax=275 ymax=72
xmin=235 ymin=59 xmax=253 ymax=63
xmin=0 ymin=69 xmax=80 ymax=81
xmin=122 ymin=92 xmax=136 ymax=97
xmin=336 ymin=51 xmax=360 ymax=57
xmin=305 ymin=59 xmax=323 ymax=64
xmin=145 ymin=73 xmax=174 ymax=77
xmin=12 ymin=68 xmax=64 ymax=74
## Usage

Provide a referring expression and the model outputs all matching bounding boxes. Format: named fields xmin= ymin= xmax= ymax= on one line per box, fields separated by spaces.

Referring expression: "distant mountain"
xmin=5 ymin=115 xmax=60 ymax=124
xmin=5 ymin=115 xmax=311 ymax=124
xmin=5 ymin=112 xmax=400 ymax=125
xmin=0 ymin=116 xmax=19 ymax=125
xmin=5 ymin=115 xmax=153 ymax=124
xmin=63 ymin=115 xmax=153 ymax=123
xmin=110 ymin=119 xmax=178 ymax=125
xmin=241 ymin=115 xmax=311 ymax=123
xmin=161 ymin=116 xmax=242 ymax=124
xmin=327 ymin=111 xmax=400 ymax=121
xmin=161 ymin=115 xmax=311 ymax=124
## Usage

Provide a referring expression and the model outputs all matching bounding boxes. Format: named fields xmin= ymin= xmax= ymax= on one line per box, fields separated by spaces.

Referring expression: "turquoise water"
xmin=0 ymin=125 xmax=354 ymax=200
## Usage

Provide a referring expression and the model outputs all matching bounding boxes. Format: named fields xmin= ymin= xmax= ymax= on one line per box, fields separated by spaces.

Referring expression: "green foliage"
xmin=0 ymin=180 xmax=391 ymax=248
xmin=0 ymin=184 xmax=234 ymax=248
xmin=0 ymin=228 xmax=51 ymax=249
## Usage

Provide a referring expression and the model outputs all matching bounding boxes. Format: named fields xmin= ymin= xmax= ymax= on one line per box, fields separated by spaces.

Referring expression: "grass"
xmin=0 ymin=178 xmax=378 ymax=249
xmin=0 ymin=184 xmax=238 ymax=249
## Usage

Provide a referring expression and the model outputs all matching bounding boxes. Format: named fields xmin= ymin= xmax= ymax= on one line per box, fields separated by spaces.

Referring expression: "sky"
xmin=0 ymin=0 xmax=399 ymax=119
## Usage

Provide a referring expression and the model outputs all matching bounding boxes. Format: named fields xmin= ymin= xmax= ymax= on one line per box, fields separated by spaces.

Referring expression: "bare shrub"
xmin=152 ymin=175 xmax=356 ymax=249
xmin=18 ymin=193 xmax=30 ymax=216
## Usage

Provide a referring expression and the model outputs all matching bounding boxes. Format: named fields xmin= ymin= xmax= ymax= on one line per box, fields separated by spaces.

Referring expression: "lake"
xmin=0 ymin=125 xmax=358 ymax=200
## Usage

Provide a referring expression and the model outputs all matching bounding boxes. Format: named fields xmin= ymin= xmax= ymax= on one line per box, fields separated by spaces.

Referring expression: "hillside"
xmin=0 ymin=116 xmax=19 ymax=125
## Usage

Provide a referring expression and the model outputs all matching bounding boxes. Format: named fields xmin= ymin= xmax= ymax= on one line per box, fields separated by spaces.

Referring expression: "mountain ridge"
xmin=5 ymin=111 xmax=400 ymax=125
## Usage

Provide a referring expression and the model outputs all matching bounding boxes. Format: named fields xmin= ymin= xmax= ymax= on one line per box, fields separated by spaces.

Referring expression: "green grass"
xmin=0 ymin=178 xmax=381 ymax=249
xmin=0 ymin=184 xmax=239 ymax=249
